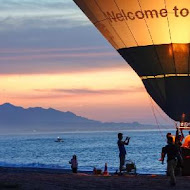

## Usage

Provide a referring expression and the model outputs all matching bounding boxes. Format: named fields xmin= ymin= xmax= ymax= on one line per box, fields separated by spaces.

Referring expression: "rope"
xmin=147 ymin=94 xmax=166 ymax=140
xmin=151 ymin=102 xmax=175 ymax=127
xmin=113 ymin=0 xmax=139 ymax=46
xmin=94 ymin=0 xmax=126 ymax=48
xmin=163 ymin=0 xmax=177 ymax=74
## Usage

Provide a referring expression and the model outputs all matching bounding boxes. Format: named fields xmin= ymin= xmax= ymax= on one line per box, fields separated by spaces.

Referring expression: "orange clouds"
xmin=0 ymin=67 xmax=152 ymax=122
xmin=0 ymin=51 xmax=117 ymax=61
xmin=0 ymin=56 xmax=172 ymax=124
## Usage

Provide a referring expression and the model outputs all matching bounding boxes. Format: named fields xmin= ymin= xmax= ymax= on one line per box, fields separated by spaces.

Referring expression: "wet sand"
xmin=0 ymin=167 xmax=190 ymax=190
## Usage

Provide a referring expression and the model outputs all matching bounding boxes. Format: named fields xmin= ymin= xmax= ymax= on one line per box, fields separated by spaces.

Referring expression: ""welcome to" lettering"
xmin=103 ymin=6 xmax=189 ymax=22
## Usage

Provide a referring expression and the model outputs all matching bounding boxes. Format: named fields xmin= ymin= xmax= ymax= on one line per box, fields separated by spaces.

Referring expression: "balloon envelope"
xmin=73 ymin=0 xmax=190 ymax=122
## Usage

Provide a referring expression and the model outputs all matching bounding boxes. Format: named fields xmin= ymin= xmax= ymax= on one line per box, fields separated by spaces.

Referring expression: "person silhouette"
xmin=69 ymin=155 xmax=78 ymax=173
xmin=117 ymin=133 xmax=130 ymax=174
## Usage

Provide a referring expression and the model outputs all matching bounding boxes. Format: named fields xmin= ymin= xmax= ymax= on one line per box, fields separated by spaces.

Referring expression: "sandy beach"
xmin=0 ymin=167 xmax=189 ymax=190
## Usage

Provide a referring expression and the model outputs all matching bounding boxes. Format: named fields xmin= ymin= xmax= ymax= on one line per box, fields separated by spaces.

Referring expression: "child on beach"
xmin=69 ymin=155 xmax=78 ymax=173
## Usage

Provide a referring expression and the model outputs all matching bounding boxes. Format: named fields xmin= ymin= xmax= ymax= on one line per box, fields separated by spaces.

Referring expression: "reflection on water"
xmin=0 ymin=129 xmax=185 ymax=174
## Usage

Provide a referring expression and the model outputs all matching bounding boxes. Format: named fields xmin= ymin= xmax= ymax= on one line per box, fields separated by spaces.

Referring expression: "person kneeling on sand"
xmin=161 ymin=136 xmax=179 ymax=186
xmin=69 ymin=155 xmax=78 ymax=173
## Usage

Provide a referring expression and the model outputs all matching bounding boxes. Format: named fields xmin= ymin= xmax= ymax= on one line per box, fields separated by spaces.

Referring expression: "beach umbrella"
xmin=73 ymin=0 xmax=190 ymax=122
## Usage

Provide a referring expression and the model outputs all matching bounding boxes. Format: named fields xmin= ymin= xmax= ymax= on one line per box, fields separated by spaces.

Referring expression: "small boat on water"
xmin=55 ymin=137 xmax=64 ymax=142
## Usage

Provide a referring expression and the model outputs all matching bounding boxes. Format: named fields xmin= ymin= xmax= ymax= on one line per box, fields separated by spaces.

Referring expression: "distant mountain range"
xmin=0 ymin=103 xmax=171 ymax=134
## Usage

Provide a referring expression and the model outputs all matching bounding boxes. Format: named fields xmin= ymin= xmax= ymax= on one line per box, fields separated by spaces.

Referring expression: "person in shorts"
xmin=117 ymin=133 xmax=130 ymax=173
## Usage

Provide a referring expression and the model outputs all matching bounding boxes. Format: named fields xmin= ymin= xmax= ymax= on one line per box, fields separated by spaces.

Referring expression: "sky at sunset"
xmin=0 ymin=0 xmax=174 ymax=125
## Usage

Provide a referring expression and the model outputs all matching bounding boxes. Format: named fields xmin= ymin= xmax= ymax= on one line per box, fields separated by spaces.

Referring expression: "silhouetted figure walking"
xmin=161 ymin=136 xmax=179 ymax=186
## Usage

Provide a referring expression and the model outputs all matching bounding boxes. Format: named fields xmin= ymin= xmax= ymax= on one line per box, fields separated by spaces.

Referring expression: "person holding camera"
xmin=117 ymin=133 xmax=130 ymax=174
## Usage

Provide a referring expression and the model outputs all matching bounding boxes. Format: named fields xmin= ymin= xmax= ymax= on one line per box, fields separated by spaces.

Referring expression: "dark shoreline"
xmin=0 ymin=166 xmax=190 ymax=190
xmin=0 ymin=166 xmax=91 ymax=174
xmin=0 ymin=166 xmax=165 ymax=176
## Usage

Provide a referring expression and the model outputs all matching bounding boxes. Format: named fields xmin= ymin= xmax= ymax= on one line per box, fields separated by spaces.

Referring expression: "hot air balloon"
xmin=73 ymin=0 xmax=190 ymax=176
xmin=73 ymin=0 xmax=190 ymax=123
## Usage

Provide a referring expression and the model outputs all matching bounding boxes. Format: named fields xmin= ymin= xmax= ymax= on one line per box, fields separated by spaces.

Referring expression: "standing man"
xmin=161 ymin=136 xmax=179 ymax=186
xmin=117 ymin=133 xmax=130 ymax=173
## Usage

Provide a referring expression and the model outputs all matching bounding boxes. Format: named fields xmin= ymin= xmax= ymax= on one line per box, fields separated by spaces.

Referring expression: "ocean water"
xmin=0 ymin=129 xmax=180 ymax=174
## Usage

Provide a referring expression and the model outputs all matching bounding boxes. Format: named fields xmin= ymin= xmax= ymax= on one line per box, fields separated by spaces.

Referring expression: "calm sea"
xmin=0 ymin=129 xmax=184 ymax=174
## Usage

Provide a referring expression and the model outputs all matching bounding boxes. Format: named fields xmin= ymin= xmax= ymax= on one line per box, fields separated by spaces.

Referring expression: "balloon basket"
xmin=175 ymin=121 xmax=190 ymax=130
